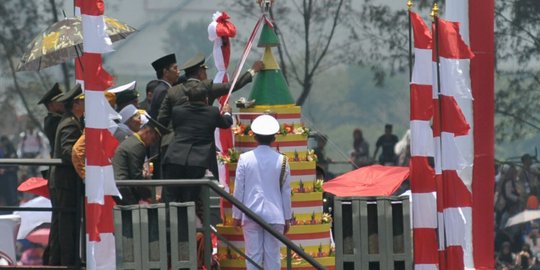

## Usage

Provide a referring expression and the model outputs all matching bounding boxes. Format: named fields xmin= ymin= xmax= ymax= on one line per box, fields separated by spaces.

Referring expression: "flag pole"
xmin=432 ymin=3 xmax=441 ymax=101
xmin=431 ymin=2 xmax=447 ymax=268
xmin=407 ymin=0 xmax=413 ymax=81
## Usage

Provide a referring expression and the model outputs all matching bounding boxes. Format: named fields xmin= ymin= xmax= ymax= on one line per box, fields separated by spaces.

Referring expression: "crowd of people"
xmin=28 ymin=52 xmax=262 ymax=267
xmin=313 ymin=123 xmax=410 ymax=181
xmin=495 ymin=154 xmax=540 ymax=269
xmin=0 ymin=51 xmax=538 ymax=268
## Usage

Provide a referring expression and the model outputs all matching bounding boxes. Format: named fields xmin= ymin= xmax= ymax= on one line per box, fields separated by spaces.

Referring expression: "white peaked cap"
xmin=119 ymin=104 xmax=138 ymax=124
xmin=251 ymin=114 xmax=280 ymax=135
xmin=108 ymin=81 xmax=136 ymax=94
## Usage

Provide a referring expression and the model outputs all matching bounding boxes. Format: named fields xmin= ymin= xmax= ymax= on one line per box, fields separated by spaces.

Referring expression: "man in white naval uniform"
xmin=232 ymin=114 xmax=292 ymax=270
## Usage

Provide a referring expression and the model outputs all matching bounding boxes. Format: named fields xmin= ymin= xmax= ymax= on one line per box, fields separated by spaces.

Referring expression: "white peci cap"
xmin=251 ymin=114 xmax=280 ymax=135
xmin=119 ymin=104 xmax=138 ymax=124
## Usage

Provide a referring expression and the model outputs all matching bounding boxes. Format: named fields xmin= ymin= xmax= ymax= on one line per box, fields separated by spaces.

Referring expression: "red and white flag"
xmin=81 ymin=0 xmax=121 ymax=269
xmin=208 ymin=11 xmax=237 ymax=190
xmin=437 ymin=1 xmax=495 ymax=268
xmin=410 ymin=4 xmax=494 ymax=268
xmin=432 ymin=16 xmax=475 ymax=270
xmin=409 ymin=11 xmax=438 ymax=270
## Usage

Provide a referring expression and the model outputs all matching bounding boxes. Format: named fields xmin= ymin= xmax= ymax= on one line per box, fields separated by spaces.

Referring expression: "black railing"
xmin=117 ymin=179 xmax=327 ymax=270
xmin=0 ymin=158 xmax=326 ymax=269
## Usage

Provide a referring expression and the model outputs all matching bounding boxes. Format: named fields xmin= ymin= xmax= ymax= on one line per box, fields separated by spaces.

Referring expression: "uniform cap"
xmin=57 ymin=83 xmax=83 ymax=103
xmin=109 ymin=81 xmax=138 ymax=106
xmin=179 ymin=53 xmax=207 ymax=71
xmin=38 ymin=83 xmax=63 ymax=104
xmin=251 ymin=114 xmax=280 ymax=135
xmin=108 ymin=81 xmax=136 ymax=94
xmin=151 ymin=54 xmax=177 ymax=72
xmin=144 ymin=116 xmax=171 ymax=137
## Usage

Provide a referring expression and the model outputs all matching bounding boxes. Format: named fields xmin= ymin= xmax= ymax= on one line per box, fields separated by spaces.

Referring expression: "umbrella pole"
xmin=75 ymin=45 xmax=84 ymax=73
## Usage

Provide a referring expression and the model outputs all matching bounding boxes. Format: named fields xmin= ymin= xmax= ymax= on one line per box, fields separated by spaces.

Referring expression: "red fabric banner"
xmin=323 ymin=165 xmax=409 ymax=197
xmin=81 ymin=53 xmax=113 ymax=91
xmin=469 ymin=0 xmax=495 ymax=267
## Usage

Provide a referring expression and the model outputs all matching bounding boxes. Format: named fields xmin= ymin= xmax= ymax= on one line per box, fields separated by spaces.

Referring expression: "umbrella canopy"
xmin=505 ymin=210 xmax=540 ymax=228
xmin=25 ymin=228 xmax=50 ymax=246
xmin=17 ymin=16 xmax=136 ymax=71
xmin=17 ymin=177 xmax=49 ymax=198
xmin=323 ymin=165 xmax=409 ymax=197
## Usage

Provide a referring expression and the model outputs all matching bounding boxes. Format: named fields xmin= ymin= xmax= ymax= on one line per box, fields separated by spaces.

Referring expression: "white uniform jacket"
xmin=232 ymin=145 xmax=292 ymax=225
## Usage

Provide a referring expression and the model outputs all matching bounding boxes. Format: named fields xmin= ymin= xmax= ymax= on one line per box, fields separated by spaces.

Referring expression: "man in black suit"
xmin=161 ymin=87 xmax=233 ymax=203
xmin=157 ymin=53 xmax=262 ymax=179
xmin=149 ymin=54 xmax=179 ymax=119
xmin=157 ymin=53 xmax=263 ymax=127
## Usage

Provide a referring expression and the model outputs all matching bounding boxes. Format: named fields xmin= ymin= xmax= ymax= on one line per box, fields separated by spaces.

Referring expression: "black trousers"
xmin=161 ymin=164 xmax=206 ymax=203
xmin=46 ymin=185 xmax=82 ymax=266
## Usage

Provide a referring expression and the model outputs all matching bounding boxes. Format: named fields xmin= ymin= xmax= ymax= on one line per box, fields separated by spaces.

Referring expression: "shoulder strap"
xmin=279 ymin=155 xmax=287 ymax=190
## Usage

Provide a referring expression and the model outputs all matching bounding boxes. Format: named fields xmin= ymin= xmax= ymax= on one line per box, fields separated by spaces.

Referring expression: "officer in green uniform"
xmin=38 ymin=83 xmax=65 ymax=157
xmin=112 ymin=117 xmax=170 ymax=205
xmin=46 ymin=84 xmax=84 ymax=266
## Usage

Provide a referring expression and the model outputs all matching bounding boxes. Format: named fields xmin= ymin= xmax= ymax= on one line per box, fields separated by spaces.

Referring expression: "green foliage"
xmin=0 ymin=0 xmax=65 ymax=135
xmin=352 ymin=1 xmax=410 ymax=86
xmin=494 ymin=0 xmax=540 ymax=142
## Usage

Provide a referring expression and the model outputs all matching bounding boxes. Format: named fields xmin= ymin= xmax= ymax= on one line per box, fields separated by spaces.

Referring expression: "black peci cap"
xmin=151 ymin=54 xmax=177 ymax=72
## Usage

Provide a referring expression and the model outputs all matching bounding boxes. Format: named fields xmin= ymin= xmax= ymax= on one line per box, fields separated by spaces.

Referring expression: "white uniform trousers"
xmin=243 ymin=219 xmax=284 ymax=270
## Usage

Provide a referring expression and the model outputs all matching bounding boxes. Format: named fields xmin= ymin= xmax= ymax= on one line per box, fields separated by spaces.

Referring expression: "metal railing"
xmin=117 ymin=179 xmax=327 ymax=270
xmin=0 ymin=158 xmax=326 ymax=269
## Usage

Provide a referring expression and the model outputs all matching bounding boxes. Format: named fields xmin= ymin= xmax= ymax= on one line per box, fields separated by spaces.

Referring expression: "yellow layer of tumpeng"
xmin=227 ymin=160 xmax=316 ymax=172
xmin=219 ymin=256 xmax=335 ymax=268
xmin=239 ymin=105 xmax=301 ymax=114
xmin=235 ymin=133 xmax=308 ymax=144
xmin=216 ymin=223 xmax=330 ymax=235
xmin=221 ymin=212 xmax=325 ymax=226
xmin=218 ymin=245 xmax=334 ymax=258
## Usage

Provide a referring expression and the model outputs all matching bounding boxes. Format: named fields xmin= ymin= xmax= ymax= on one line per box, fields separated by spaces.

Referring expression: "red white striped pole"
xmin=409 ymin=11 xmax=439 ymax=270
xmin=80 ymin=1 xmax=120 ymax=269
xmin=432 ymin=11 xmax=475 ymax=269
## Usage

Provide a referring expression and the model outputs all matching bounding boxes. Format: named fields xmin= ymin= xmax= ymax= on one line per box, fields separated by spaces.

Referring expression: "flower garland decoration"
xmin=217 ymin=148 xmax=240 ymax=164
xmin=233 ymin=122 xmax=310 ymax=137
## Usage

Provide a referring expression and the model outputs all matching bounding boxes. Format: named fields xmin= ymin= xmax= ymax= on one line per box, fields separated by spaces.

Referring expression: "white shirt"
xmin=232 ymin=145 xmax=292 ymax=225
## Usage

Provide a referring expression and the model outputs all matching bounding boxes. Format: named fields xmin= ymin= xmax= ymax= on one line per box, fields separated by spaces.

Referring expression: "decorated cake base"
xmin=215 ymin=19 xmax=334 ymax=267
xmin=216 ymin=105 xmax=335 ymax=269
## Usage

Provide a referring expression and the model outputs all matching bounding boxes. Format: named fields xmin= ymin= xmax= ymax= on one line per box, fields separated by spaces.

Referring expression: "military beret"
xmin=38 ymin=83 xmax=63 ymax=105
xmin=151 ymin=54 xmax=177 ymax=72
